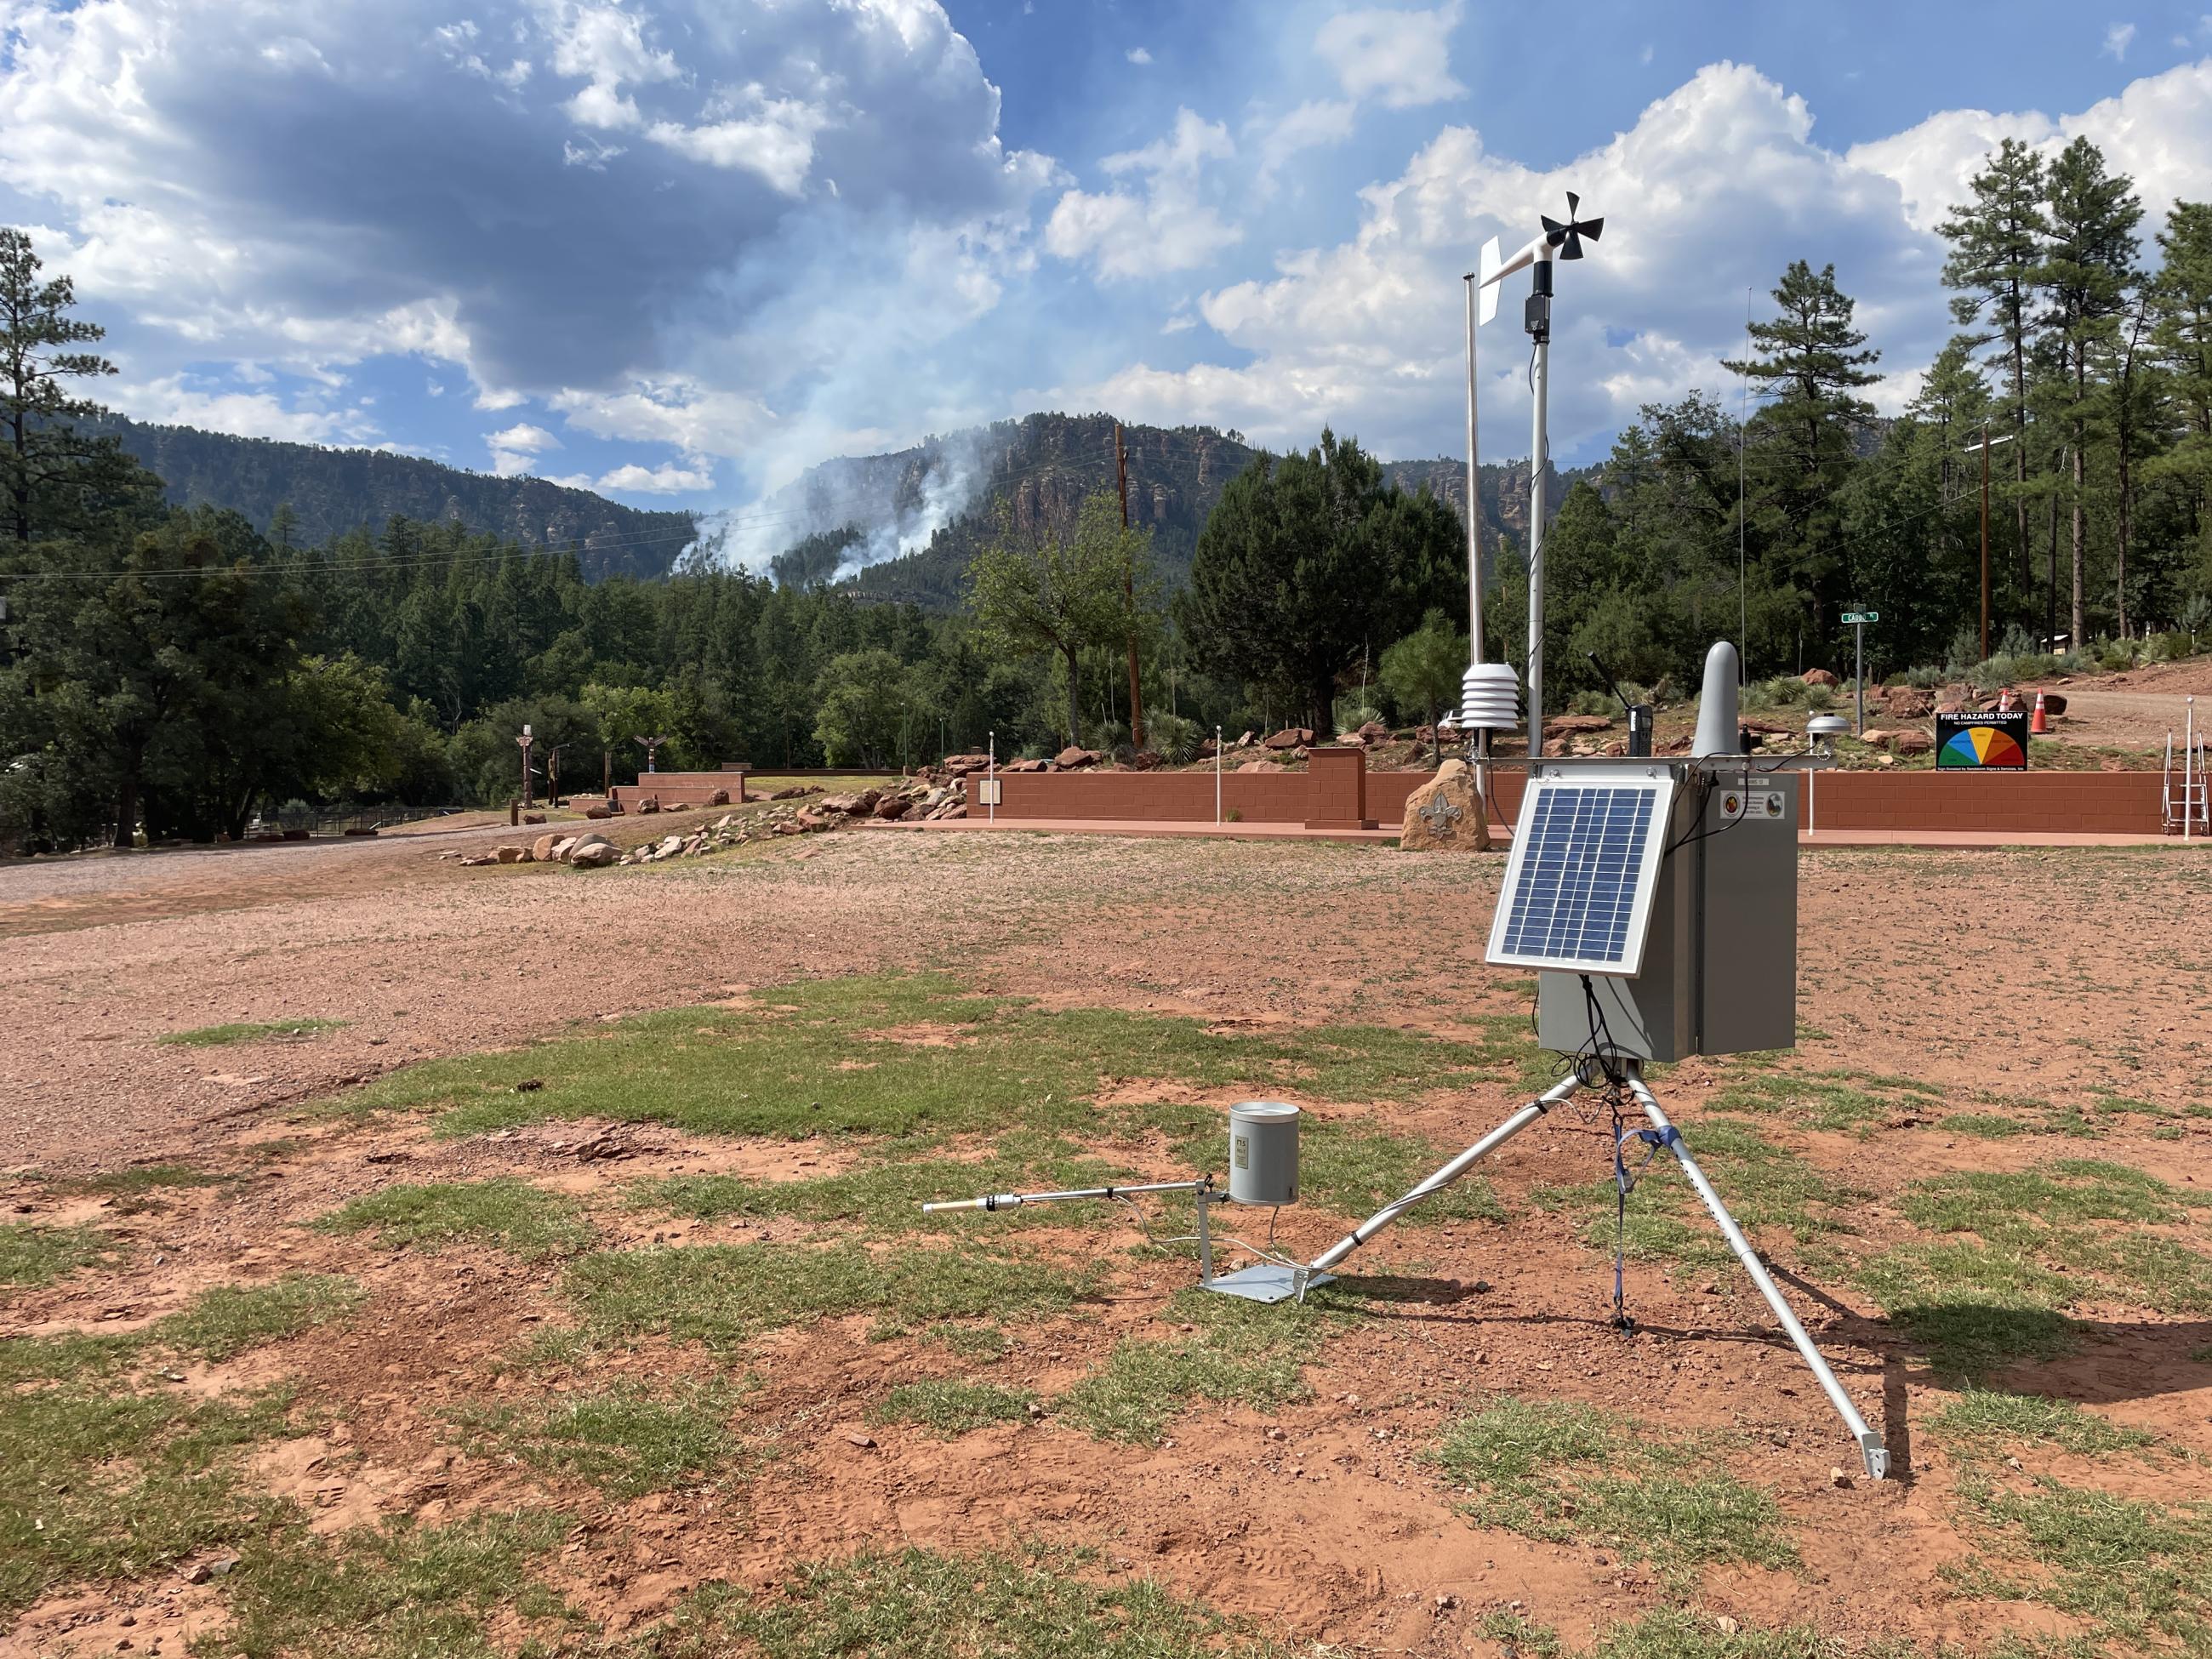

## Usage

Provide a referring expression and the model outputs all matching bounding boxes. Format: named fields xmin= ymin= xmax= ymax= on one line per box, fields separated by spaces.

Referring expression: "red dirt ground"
xmin=4 ymin=829 xmax=2211 ymax=1655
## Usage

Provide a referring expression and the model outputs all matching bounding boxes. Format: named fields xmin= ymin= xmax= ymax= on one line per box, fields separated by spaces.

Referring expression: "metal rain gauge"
xmin=930 ymin=197 xmax=1891 ymax=1484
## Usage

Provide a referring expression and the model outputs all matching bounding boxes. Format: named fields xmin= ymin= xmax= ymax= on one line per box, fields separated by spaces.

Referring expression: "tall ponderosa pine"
xmin=0 ymin=227 xmax=118 ymax=549
xmin=2148 ymin=201 xmax=2212 ymax=570
xmin=2038 ymin=136 xmax=2142 ymax=645
xmin=1939 ymin=138 xmax=2048 ymax=600
xmin=1723 ymin=260 xmax=1880 ymax=648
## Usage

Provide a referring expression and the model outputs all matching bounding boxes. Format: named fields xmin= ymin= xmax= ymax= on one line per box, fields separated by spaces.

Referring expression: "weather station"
xmin=929 ymin=194 xmax=1890 ymax=1484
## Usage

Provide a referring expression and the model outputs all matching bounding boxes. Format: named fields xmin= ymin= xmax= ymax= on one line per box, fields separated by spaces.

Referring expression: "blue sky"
xmin=6 ymin=0 xmax=2212 ymax=566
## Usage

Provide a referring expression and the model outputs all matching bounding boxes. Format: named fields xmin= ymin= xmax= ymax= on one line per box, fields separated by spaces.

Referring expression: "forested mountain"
xmin=759 ymin=411 xmax=1578 ymax=608
xmin=833 ymin=413 xmax=1257 ymax=607
xmin=91 ymin=415 xmax=698 ymax=580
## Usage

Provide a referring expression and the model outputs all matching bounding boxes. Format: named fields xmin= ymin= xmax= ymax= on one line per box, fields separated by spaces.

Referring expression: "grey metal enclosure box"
xmin=1535 ymin=762 xmax=1798 ymax=1061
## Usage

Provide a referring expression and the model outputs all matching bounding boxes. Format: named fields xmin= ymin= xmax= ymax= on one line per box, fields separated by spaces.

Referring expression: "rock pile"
xmin=454 ymin=830 xmax=619 ymax=869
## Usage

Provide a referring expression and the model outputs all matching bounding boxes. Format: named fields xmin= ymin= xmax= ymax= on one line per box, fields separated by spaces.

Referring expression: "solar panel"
xmin=1485 ymin=772 xmax=1675 ymax=976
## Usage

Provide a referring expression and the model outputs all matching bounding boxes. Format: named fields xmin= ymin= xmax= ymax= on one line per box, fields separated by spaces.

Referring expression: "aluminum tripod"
xmin=1295 ymin=1062 xmax=1890 ymax=1480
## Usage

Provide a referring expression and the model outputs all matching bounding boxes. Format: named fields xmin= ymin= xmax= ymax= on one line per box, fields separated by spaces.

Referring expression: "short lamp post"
xmin=1806 ymin=715 xmax=1848 ymax=836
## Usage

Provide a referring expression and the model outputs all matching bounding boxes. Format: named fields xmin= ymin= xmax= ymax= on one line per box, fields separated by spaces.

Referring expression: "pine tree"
xmin=2038 ymin=137 xmax=2142 ymax=645
xmin=0 ymin=228 xmax=117 ymax=549
xmin=1939 ymin=138 xmax=2048 ymax=601
xmin=1722 ymin=260 xmax=1880 ymax=647
xmin=2147 ymin=201 xmax=2212 ymax=569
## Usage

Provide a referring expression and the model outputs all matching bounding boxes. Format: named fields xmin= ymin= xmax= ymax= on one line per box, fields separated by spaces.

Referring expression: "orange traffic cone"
xmin=2030 ymin=690 xmax=2050 ymax=735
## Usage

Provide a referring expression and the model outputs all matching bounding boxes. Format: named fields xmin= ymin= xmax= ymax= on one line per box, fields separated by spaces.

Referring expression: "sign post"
xmin=1841 ymin=612 xmax=1878 ymax=735
xmin=517 ymin=724 xmax=534 ymax=810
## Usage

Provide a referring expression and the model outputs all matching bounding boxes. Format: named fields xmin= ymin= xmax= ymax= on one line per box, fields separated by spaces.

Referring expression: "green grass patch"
xmin=1941 ymin=1114 xmax=2032 ymax=1141
xmin=1432 ymin=1395 xmax=1795 ymax=1578
xmin=1953 ymin=1473 xmax=2212 ymax=1655
xmin=213 ymin=1511 xmax=576 ymax=1659
xmin=0 ymin=1220 xmax=115 ymax=1290
xmin=564 ymin=1241 xmax=1098 ymax=1350
xmin=669 ymin=1544 xmax=1286 ymax=1659
xmin=448 ymin=1381 xmax=740 ymax=1499
xmin=0 ymin=1376 xmax=294 ymax=1617
xmin=330 ymin=972 xmax=1525 ymax=1144
xmin=1890 ymin=1160 xmax=2212 ymax=1321
xmin=1926 ymin=1388 xmax=2158 ymax=1459
xmin=1707 ymin=1067 xmax=1928 ymax=1134
xmin=1055 ymin=1288 xmax=1341 ymax=1445
xmin=156 ymin=1274 xmax=362 ymax=1363
xmin=48 ymin=1163 xmax=225 ymax=1198
xmin=873 ymin=1379 xmax=1036 ymax=1438
xmin=0 ymin=1331 xmax=137 ymax=1387
xmin=161 ymin=1018 xmax=345 ymax=1047
xmin=1899 ymin=1160 xmax=2191 ymax=1234
xmin=316 ymin=1178 xmax=593 ymax=1260
xmin=1853 ymin=1242 xmax=2080 ymax=1372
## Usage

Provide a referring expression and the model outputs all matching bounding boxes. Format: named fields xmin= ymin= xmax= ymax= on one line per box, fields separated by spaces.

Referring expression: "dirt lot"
xmin=4 ymin=827 xmax=2212 ymax=1656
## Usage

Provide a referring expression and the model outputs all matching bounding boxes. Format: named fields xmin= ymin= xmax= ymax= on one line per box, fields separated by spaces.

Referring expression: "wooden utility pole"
xmin=1115 ymin=422 xmax=1144 ymax=749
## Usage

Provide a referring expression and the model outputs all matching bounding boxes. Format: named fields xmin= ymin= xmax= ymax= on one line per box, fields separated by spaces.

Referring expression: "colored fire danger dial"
xmin=1938 ymin=724 xmax=2027 ymax=768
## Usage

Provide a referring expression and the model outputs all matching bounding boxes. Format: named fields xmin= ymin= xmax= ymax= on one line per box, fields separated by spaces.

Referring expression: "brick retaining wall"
xmin=964 ymin=750 xmax=2164 ymax=836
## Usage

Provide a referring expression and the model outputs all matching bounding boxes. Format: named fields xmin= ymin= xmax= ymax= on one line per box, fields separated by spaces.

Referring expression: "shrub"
xmin=1331 ymin=693 xmax=1382 ymax=733
xmin=1145 ymin=713 xmax=1201 ymax=764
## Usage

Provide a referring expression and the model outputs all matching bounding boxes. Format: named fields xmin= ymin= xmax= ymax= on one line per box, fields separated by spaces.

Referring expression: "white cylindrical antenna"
xmin=1693 ymin=641 xmax=1742 ymax=757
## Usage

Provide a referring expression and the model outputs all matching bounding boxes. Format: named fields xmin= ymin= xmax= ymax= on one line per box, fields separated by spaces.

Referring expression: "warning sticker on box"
xmin=1717 ymin=789 xmax=1787 ymax=824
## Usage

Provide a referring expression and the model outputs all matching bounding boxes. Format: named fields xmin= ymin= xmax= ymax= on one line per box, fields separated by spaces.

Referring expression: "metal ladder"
xmin=2168 ymin=698 xmax=2209 ymax=838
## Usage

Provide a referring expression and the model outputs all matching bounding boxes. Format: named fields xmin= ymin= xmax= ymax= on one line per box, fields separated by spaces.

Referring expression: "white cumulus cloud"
xmin=1314 ymin=1 xmax=1466 ymax=110
xmin=1046 ymin=108 xmax=1241 ymax=279
xmin=596 ymin=460 xmax=715 ymax=493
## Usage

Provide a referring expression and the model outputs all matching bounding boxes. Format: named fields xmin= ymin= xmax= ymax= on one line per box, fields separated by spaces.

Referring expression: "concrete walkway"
xmin=865 ymin=818 xmax=2201 ymax=851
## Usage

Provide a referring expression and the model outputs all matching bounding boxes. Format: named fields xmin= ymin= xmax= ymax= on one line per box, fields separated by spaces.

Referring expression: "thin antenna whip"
xmin=1738 ymin=285 xmax=1750 ymax=678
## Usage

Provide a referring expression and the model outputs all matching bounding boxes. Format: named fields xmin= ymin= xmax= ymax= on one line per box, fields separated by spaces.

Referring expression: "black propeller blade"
xmin=1541 ymin=192 xmax=1605 ymax=260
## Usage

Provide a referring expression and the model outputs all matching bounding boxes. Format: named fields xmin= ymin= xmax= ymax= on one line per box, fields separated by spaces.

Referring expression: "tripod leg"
xmin=1307 ymin=1071 xmax=1584 ymax=1275
xmin=1624 ymin=1067 xmax=1890 ymax=1482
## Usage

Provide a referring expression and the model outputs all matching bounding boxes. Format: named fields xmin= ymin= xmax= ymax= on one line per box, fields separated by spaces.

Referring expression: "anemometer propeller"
xmin=1541 ymin=191 xmax=1605 ymax=259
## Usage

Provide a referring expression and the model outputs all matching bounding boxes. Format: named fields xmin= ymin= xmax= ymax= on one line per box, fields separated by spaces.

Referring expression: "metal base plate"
xmin=1202 ymin=1264 xmax=1334 ymax=1303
